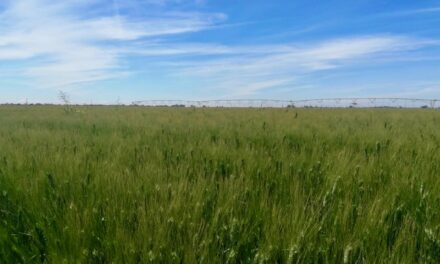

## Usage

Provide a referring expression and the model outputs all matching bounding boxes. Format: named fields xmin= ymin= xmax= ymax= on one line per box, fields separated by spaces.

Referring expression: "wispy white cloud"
xmin=0 ymin=0 xmax=225 ymax=88
xmin=377 ymin=6 xmax=440 ymax=18
xmin=385 ymin=7 xmax=440 ymax=17
xmin=164 ymin=35 xmax=433 ymax=97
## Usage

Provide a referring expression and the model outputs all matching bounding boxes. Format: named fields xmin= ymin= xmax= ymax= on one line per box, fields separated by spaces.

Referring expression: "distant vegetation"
xmin=1 ymin=106 xmax=440 ymax=263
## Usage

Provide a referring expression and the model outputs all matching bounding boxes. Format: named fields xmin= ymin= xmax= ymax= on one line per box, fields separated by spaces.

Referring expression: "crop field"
xmin=1 ymin=106 xmax=440 ymax=263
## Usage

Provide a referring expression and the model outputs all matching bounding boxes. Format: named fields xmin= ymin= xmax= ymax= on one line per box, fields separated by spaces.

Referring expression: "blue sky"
xmin=0 ymin=0 xmax=440 ymax=104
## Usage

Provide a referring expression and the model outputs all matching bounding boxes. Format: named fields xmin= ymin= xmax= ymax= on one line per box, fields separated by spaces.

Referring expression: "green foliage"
xmin=0 ymin=106 xmax=440 ymax=263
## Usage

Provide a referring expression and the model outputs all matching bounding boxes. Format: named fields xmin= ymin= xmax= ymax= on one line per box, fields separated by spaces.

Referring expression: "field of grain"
xmin=1 ymin=106 xmax=440 ymax=263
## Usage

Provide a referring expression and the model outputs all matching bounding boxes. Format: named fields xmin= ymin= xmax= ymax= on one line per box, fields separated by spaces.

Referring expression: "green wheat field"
xmin=1 ymin=106 xmax=440 ymax=263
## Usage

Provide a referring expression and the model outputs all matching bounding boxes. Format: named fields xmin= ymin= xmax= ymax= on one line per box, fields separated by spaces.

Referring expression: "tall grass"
xmin=1 ymin=106 xmax=440 ymax=263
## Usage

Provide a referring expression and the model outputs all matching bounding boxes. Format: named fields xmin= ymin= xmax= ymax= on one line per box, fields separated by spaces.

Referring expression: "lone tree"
xmin=58 ymin=90 xmax=72 ymax=113
xmin=58 ymin=90 xmax=70 ymax=105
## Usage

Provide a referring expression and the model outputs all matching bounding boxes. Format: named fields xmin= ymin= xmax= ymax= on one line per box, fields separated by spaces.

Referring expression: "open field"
xmin=1 ymin=106 xmax=440 ymax=263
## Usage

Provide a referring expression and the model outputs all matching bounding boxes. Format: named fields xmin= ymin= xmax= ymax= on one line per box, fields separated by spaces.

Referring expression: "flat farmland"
xmin=1 ymin=106 xmax=440 ymax=263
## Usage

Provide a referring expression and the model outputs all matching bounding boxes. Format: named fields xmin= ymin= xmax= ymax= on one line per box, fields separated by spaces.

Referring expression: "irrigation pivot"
xmin=131 ymin=98 xmax=439 ymax=108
